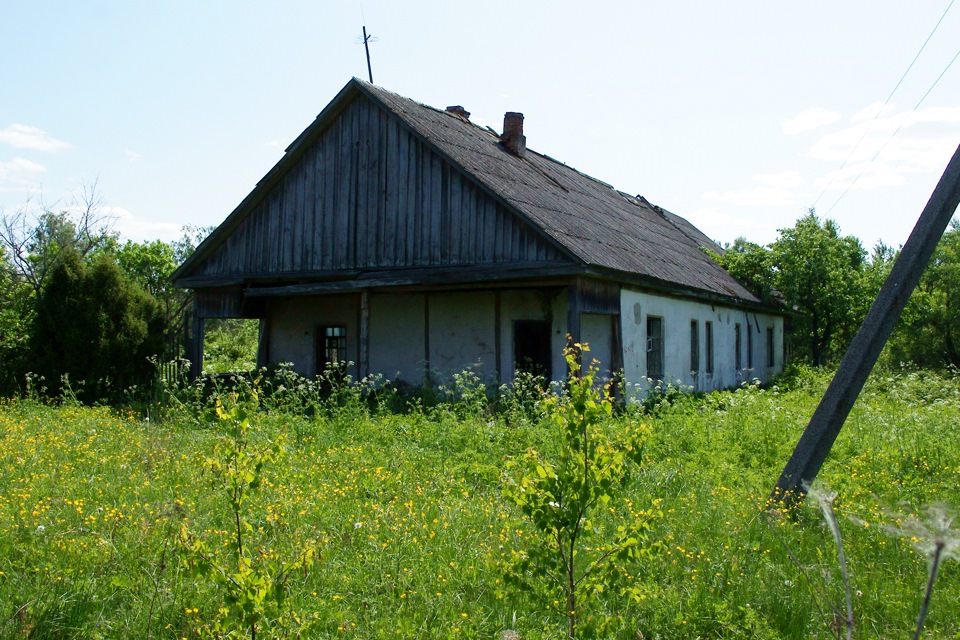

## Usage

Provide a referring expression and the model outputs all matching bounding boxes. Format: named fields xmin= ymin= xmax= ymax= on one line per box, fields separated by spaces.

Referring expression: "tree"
xmin=0 ymin=183 xmax=113 ymax=300
xmin=0 ymin=246 xmax=33 ymax=393
xmin=30 ymin=251 xmax=165 ymax=401
xmin=887 ymin=220 xmax=960 ymax=368
xmin=770 ymin=212 xmax=865 ymax=366
xmin=708 ymin=237 xmax=777 ymax=303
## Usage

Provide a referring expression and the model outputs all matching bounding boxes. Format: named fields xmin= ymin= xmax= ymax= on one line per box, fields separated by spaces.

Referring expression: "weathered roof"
xmin=175 ymin=78 xmax=762 ymax=305
xmin=358 ymin=80 xmax=757 ymax=302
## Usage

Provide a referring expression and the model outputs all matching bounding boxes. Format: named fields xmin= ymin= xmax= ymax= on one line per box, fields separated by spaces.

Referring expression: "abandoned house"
xmin=171 ymin=78 xmax=786 ymax=393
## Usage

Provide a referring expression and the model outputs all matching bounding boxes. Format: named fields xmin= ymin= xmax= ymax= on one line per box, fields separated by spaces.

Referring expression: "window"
xmin=747 ymin=325 xmax=754 ymax=369
xmin=705 ymin=321 xmax=714 ymax=375
xmin=689 ymin=320 xmax=699 ymax=374
xmin=646 ymin=316 xmax=664 ymax=381
xmin=316 ymin=325 xmax=347 ymax=369
xmin=735 ymin=323 xmax=742 ymax=370
xmin=514 ymin=320 xmax=552 ymax=378
xmin=767 ymin=327 xmax=775 ymax=367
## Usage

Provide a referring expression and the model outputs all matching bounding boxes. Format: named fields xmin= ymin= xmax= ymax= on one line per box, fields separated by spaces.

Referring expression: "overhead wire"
xmin=813 ymin=0 xmax=956 ymax=210
xmin=825 ymin=41 xmax=960 ymax=216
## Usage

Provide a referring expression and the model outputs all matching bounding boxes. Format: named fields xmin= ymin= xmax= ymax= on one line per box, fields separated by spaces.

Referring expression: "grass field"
xmin=0 ymin=366 xmax=958 ymax=638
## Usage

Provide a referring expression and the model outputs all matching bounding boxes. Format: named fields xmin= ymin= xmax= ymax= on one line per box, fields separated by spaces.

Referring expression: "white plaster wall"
xmin=427 ymin=292 xmax=497 ymax=382
xmin=620 ymin=288 xmax=784 ymax=395
xmin=369 ymin=293 xmax=426 ymax=384
xmin=267 ymin=294 xmax=359 ymax=377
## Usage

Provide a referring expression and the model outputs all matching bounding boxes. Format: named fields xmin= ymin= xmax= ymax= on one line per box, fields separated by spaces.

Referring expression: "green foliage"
xmin=29 ymin=251 xmax=165 ymax=401
xmin=771 ymin=211 xmax=866 ymax=366
xmin=203 ymin=319 xmax=260 ymax=374
xmin=709 ymin=237 xmax=777 ymax=303
xmin=886 ymin=219 xmax=960 ymax=369
xmin=503 ymin=343 xmax=656 ymax=638
xmin=2 ymin=367 xmax=960 ymax=637
xmin=178 ymin=392 xmax=316 ymax=638
xmin=0 ymin=247 xmax=33 ymax=394
xmin=707 ymin=212 xmax=868 ymax=366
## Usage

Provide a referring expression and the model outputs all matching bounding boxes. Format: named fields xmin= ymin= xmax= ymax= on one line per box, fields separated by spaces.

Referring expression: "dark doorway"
xmin=514 ymin=320 xmax=552 ymax=378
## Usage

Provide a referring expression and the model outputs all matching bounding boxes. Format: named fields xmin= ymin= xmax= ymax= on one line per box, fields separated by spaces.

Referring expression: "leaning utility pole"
xmin=772 ymin=142 xmax=960 ymax=502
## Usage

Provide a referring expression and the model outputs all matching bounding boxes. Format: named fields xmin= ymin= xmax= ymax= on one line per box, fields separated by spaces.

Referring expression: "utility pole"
xmin=772 ymin=142 xmax=960 ymax=503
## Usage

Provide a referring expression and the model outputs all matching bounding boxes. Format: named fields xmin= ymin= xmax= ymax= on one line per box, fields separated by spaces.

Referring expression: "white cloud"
xmin=810 ymin=105 xmax=960 ymax=192
xmin=124 ymin=149 xmax=141 ymax=163
xmin=755 ymin=170 xmax=805 ymax=189
xmin=704 ymin=170 xmax=804 ymax=207
xmin=686 ymin=207 xmax=759 ymax=235
xmin=0 ymin=157 xmax=47 ymax=180
xmin=107 ymin=205 xmax=183 ymax=242
xmin=851 ymin=102 xmax=896 ymax=123
xmin=782 ymin=107 xmax=842 ymax=135
xmin=0 ymin=124 xmax=71 ymax=152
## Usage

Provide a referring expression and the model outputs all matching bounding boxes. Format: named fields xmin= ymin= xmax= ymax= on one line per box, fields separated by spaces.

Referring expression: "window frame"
xmin=705 ymin=321 xmax=714 ymax=375
xmin=689 ymin=319 xmax=699 ymax=375
xmin=646 ymin=315 xmax=665 ymax=381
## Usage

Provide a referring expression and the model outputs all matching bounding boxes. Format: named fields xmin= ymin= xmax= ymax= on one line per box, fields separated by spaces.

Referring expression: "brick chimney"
xmin=445 ymin=105 xmax=470 ymax=120
xmin=501 ymin=112 xmax=526 ymax=157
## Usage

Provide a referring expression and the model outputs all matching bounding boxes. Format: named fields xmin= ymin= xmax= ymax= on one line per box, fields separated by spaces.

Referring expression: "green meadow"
xmin=1 ymin=366 xmax=958 ymax=639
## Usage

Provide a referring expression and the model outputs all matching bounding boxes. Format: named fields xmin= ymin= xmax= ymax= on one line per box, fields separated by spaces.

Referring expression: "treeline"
xmin=0 ymin=194 xmax=207 ymax=400
xmin=711 ymin=210 xmax=960 ymax=369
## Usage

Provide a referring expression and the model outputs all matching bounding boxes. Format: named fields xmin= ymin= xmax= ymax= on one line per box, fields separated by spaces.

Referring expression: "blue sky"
xmin=2 ymin=1 xmax=959 ymax=251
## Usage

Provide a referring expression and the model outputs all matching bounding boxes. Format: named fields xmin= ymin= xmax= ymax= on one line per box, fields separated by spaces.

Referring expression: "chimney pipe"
xmin=501 ymin=112 xmax=526 ymax=157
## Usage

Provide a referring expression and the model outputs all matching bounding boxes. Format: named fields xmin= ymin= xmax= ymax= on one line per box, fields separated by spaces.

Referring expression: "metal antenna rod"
xmin=362 ymin=25 xmax=374 ymax=84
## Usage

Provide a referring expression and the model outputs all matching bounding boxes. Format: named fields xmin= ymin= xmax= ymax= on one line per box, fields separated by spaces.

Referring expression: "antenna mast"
xmin=362 ymin=25 xmax=374 ymax=84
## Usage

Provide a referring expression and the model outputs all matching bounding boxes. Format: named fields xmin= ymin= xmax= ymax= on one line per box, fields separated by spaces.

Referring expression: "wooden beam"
xmin=773 ymin=142 xmax=960 ymax=502
xmin=495 ymin=290 xmax=502 ymax=382
xmin=424 ymin=293 xmax=431 ymax=383
xmin=359 ymin=290 xmax=370 ymax=379
xmin=567 ymin=278 xmax=582 ymax=349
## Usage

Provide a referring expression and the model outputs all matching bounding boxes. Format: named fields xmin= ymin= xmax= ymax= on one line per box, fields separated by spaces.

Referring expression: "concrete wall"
xmin=620 ymin=288 xmax=784 ymax=395
xmin=266 ymin=294 xmax=360 ymax=377
xmin=369 ymin=293 xmax=426 ymax=383
xmin=265 ymin=288 xmax=570 ymax=384
xmin=264 ymin=286 xmax=784 ymax=393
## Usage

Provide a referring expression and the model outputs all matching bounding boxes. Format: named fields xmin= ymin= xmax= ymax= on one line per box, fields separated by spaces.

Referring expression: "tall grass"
xmin=0 ymin=365 xmax=957 ymax=637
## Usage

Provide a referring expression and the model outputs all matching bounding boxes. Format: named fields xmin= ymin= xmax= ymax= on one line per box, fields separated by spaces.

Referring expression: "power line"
xmin=813 ymin=0 xmax=956 ymax=209
xmin=825 ymin=43 xmax=960 ymax=216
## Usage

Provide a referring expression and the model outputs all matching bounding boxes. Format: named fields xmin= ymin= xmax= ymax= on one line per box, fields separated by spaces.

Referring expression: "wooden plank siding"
xmin=189 ymin=96 xmax=569 ymax=280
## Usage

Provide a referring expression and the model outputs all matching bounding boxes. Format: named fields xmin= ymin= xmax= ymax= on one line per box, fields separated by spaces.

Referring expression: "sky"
xmin=2 ymin=1 xmax=959 ymax=252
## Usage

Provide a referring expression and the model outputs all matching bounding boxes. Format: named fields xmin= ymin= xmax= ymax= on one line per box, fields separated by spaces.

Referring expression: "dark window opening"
xmin=747 ymin=324 xmax=754 ymax=369
xmin=690 ymin=320 xmax=699 ymax=374
xmin=316 ymin=325 xmax=347 ymax=373
xmin=646 ymin=316 xmax=664 ymax=381
xmin=767 ymin=327 xmax=775 ymax=367
xmin=705 ymin=321 xmax=714 ymax=375
xmin=514 ymin=320 xmax=551 ymax=378
xmin=735 ymin=323 xmax=742 ymax=370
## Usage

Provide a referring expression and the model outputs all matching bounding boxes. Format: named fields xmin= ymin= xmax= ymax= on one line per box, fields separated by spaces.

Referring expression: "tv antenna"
xmin=358 ymin=24 xmax=377 ymax=84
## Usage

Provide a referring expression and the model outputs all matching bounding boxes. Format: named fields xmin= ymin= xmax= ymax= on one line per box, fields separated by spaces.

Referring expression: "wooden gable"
xmin=177 ymin=91 xmax=572 ymax=285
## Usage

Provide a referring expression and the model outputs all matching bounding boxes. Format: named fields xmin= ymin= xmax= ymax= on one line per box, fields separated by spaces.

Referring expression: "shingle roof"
xmin=357 ymin=80 xmax=760 ymax=304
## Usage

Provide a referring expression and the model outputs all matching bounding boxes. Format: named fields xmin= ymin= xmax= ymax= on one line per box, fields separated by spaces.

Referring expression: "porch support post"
xmin=494 ymin=290 xmax=502 ymax=382
xmin=359 ymin=290 xmax=370 ymax=379
xmin=567 ymin=278 xmax=582 ymax=369
xmin=188 ymin=306 xmax=204 ymax=380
